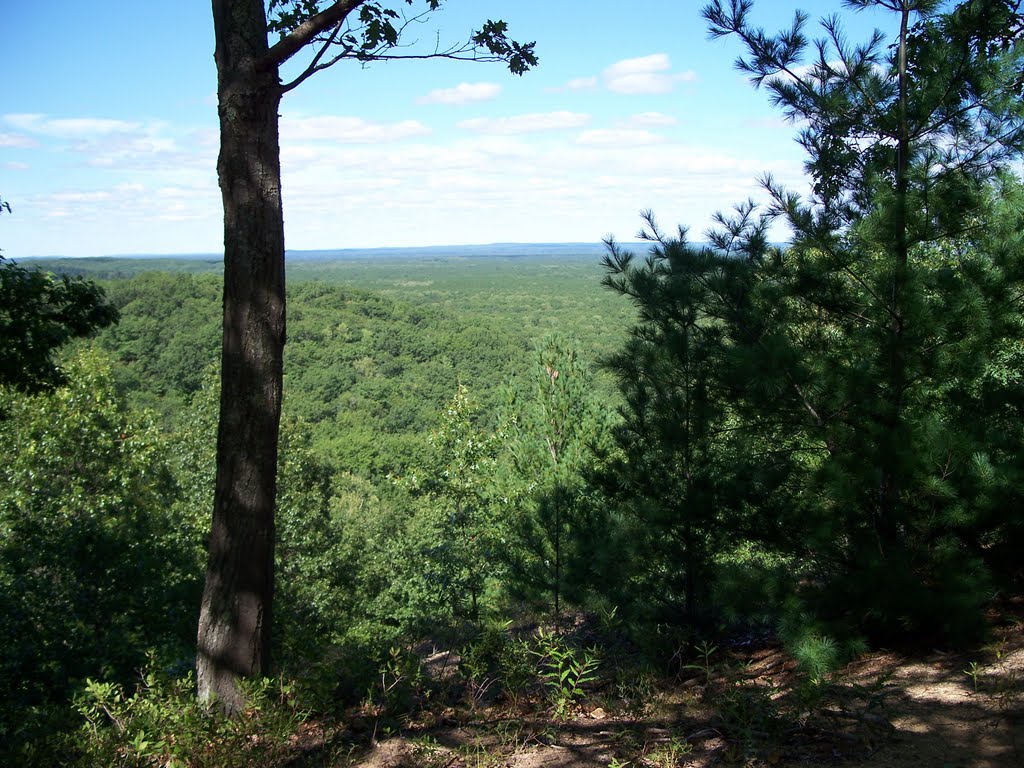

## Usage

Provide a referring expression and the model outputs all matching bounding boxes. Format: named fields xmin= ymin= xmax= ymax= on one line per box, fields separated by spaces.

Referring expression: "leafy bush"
xmin=459 ymin=621 xmax=534 ymax=705
xmin=65 ymin=668 xmax=303 ymax=768
xmin=0 ymin=350 xmax=200 ymax=755
xmin=531 ymin=628 xmax=600 ymax=719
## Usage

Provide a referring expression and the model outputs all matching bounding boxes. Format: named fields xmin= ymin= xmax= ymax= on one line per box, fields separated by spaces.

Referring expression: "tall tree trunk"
xmin=876 ymin=1 xmax=912 ymax=554
xmin=197 ymin=0 xmax=285 ymax=715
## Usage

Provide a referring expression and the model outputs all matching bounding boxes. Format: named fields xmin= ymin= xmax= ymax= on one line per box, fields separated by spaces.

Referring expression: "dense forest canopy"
xmin=1 ymin=0 xmax=1023 ymax=764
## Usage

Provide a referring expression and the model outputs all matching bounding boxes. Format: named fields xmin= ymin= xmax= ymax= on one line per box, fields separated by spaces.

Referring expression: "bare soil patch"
xmin=299 ymin=616 xmax=1024 ymax=768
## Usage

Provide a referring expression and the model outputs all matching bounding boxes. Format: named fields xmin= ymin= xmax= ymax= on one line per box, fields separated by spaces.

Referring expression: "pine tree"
xmin=501 ymin=334 xmax=611 ymax=618
xmin=600 ymin=214 xmax=771 ymax=625
xmin=696 ymin=0 xmax=1024 ymax=642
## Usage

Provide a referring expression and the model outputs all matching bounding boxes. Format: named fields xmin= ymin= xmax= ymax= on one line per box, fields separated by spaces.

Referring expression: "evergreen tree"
xmin=694 ymin=0 xmax=1024 ymax=641
xmin=599 ymin=212 xmax=793 ymax=625
xmin=602 ymin=1 xmax=1024 ymax=642
xmin=501 ymin=334 xmax=612 ymax=618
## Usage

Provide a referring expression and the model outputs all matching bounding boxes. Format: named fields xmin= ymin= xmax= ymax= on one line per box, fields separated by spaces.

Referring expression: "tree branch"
xmin=280 ymin=21 xmax=349 ymax=93
xmin=266 ymin=0 xmax=365 ymax=68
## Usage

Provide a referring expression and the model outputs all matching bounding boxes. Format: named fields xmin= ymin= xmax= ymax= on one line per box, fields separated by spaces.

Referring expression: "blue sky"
xmin=2 ymin=0 xmax=899 ymax=257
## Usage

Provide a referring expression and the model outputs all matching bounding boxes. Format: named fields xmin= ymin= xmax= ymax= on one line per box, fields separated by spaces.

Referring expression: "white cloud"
xmin=50 ymin=191 xmax=113 ymax=203
xmin=605 ymin=54 xmax=671 ymax=78
xmin=566 ymin=76 xmax=598 ymax=91
xmin=4 ymin=161 xmax=30 ymax=170
xmin=425 ymin=172 xmax=502 ymax=192
xmin=0 ymin=132 xmax=38 ymax=148
xmin=623 ymin=111 xmax=679 ymax=128
xmin=280 ymin=115 xmax=431 ymax=143
xmin=0 ymin=113 xmax=203 ymax=175
xmin=272 ymin=128 xmax=807 ymax=246
xmin=603 ymin=54 xmax=697 ymax=94
xmin=416 ymin=82 xmax=502 ymax=105
xmin=188 ymin=127 xmax=220 ymax=148
xmin=457 ymin=111 xmax=591 ymax=135
xmin=1 ymin=95 xmax=808 ymax=256
xmin=157 ymin=201 xmax=194 ymax=222
xmin=5 ymin=113 xmax=143 ymax=137
xmin=156 ymin=186 xmax=202 ymax=199
xmin=741 ymin=116 xmax=793 ymax=131
xmin=576 ymin=129 xmax=665 ymax=147
xmin=83 ymin=135 xmax=180 ymax=166
xmin=545 ymin=75 xmax=599 ymax=93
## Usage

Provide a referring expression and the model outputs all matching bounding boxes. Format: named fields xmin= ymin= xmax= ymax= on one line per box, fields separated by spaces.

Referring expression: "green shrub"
xmin=531 ymin=628 xmax=600 ymax=719
xmin=778 ymin=600 xmax=868 ymax=687
xmin=459 ymin=621 xmax=534 ymax=705
xmin=65 ymin=667 xmax=304 ymax=768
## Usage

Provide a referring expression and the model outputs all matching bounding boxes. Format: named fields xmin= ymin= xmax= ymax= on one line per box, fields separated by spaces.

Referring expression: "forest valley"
xmin=2 ymin=1 xmax=1024 ymax=766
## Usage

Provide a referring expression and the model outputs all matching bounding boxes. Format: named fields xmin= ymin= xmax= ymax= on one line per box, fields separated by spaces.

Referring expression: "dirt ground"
xmin=299 ymin=617 xmax=1024 ymax=768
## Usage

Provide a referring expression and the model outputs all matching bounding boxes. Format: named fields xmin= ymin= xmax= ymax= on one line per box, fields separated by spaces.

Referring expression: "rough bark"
xmin=197 ymin=0 xmax=285 ymax=714
xmin=196 ymin=0 xmax=530 ymax=713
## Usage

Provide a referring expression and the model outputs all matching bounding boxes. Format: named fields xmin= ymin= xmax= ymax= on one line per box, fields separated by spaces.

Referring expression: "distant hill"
xmin=16 ymin=242 xmax=628 ymax=264
xmin=286 ymin=242 xmax=619 ymax=261
xmin=13 ymin=242 xmax=638 ymax=279
xmin=13 ymin=240 xmax=785 ymax=280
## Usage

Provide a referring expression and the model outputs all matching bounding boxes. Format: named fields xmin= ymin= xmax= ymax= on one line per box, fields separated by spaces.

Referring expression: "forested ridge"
xmin=82 ymin=264 xmax=629 ymax=476
xmin=3 ymin=1 xmax=1024 ymax=765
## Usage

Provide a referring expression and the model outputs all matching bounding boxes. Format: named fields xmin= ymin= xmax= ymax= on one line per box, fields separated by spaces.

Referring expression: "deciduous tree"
xmin=1 ymin=201 xmax=118 ymax=397
xmin=201 ymin=0 xmax=535 ymax=712
xmin=0 ymin=350 xmax=187 ymax=748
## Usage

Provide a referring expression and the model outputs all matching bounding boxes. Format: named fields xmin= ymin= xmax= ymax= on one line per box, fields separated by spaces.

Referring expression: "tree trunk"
xmin=875 ymin=2 xmax=912 ymax=554
xmin=197 ymin=0 xmax=285 ymax=715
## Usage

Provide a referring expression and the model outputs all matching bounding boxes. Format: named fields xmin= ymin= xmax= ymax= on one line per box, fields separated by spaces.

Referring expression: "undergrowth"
xmin=60 ymin=668 xmax=304 ymax=768
xmin=32 ymin=608 xmax=1013 ymax=768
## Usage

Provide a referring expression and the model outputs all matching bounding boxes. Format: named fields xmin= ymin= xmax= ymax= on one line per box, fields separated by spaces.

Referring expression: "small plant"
xmin=497 ymin=636 xmax=535 ymax=704
xmin=458 ymin=741 xmax=503 ymax=767
xmin=712 ymin=681 xmax=783 ymax=757
xmin=461 ymin=621 xmax=514 ymax=706
xmin=410 ymin=735 xmax=452 ymax=768
xmin=792 ymin=633 xmax=839 ymax=686
xmin=364 ymin=646 xmax=427 ymax=740
xmin=532 ymin=628 xmax=600 ymax=719
xmin=643 ymin=734 xmax=692 ymax=767
xmin=963 ymin=660 xmax=982 ymax=693
xmin=614 ymin=666 xmax=657 ymax=717
xmin=609 ymin=726 xmax=641 ymax=752
xmin=597 ymin=603 xmax=622 ymax=632
xmin=682 ymin=639 xmax=718 ymax=683
xmin=460 ymin=621 xmax=535 ymax=706
xmin=487 ymin=717 xmax=526 ymax=748
xmin=994 ymin=667 xmax=1021 ymax=712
